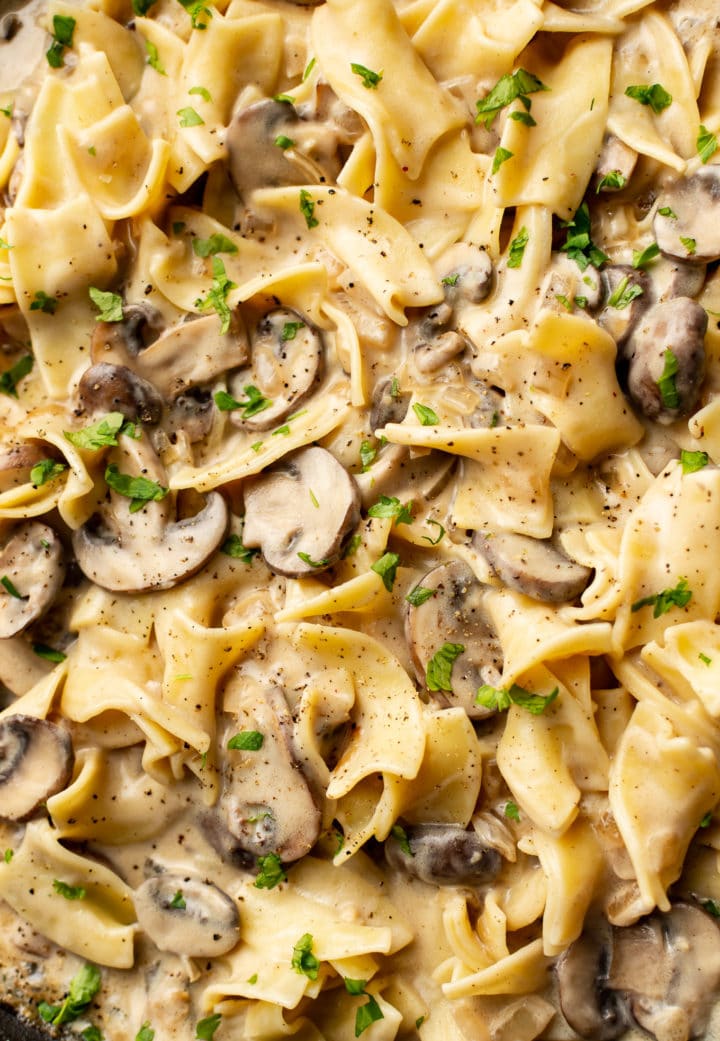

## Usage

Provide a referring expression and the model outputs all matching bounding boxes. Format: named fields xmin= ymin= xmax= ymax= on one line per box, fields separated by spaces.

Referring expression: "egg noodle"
xmin=1 ymin=0 xmax=720 ymax=1038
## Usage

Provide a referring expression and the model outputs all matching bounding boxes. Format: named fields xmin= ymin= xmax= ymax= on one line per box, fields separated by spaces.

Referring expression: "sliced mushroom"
xmin=134 ymin=872 xmax=239 ymax=957
xmin=556 ymin=920 xmax=627 ymax=1040
xmin=0 ymin=444 xmax=46 ymax=492
xmin=72 ymin=437 xmax=228 ymax=592
xmin=624 ymin=298 xmax=707 ymax=423
xmin=228 ymin=308 xmax=323 ymax=430
xmin=77 ymin=363 xmax=163 ymax=424
xmin=541 ymin=254 xmax=602 ymax=314
xmin=654 ymin=168 xmax=720 ymax=263
xmin=597 ymin=264 xmax=650 ymax=347
xmin=647 ymin=256 xmax=706 ymax=303
xmin=91 ymin=304 xmax=165 ymax=365
xmin=355 ymin=444 xmax=455 ymax=510
xmin=438 ymin=242 xmax=494 ymax=305
xmin=369 ymin=376 xmax=410 ymax=430
xmin=0 ymin=714 xmax=73 ymax=821
xmin=475 ymin=530 xmax=592 ymax=603
xmin=222 ymin=686 xmax=320 ymax=863
xmin=227 ymin=99 xmax=317 ymax=197
xmin=414 ymin=330 xmax=467 ymax=374
xmin=164 ymin=388 xmax=214 ymax=445
xmin=242 ymin=446 xmax=360 ymax=577
xmin=405 ymin=560 xmax=502 ymax=719
xmin=594 ymin=134 xmax=638 ymax=193
xmin=385 ymin=823 xmax=502 ymax=886
xmin=0 ymin=522 xmax=64 ymax=637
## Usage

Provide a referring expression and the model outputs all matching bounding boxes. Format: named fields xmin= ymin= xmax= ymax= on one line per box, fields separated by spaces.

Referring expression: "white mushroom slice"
xmin=134 ymin=873 xmax=239 ymax=957
xmin=222 ymin=686 xmax=320 ymax=863
xmin=648 ymin=256 xmax=706 ymax=303
xmin=0 ymin=715 xmax=73 ymax=821
xmin=476 ymin=531 xmax=592 ymax=604
xmin=594 ymin=134 xmax=638 ymax=193
xmin=385 ymin=823 xmax=502 ymax=886
xmin=414 ymin=330 xmax=468 ymax=374
xmin=242 ymin=446 xmax=360 ymax=577
xmin=654 ymin=169 xmax=720 ymax=263
xmin=0 ymin=522 xmax=64 ymax=638
xmin=227 ymin=99 xmax=321 ymax=197
xmin=405 ymin=560 xmax=501 ymax=719
xmin=72 ymin=438 xmax=228 ymax=593
xmin=556 ymin=921 xmax=627 ymax=1040
xmin=624 ymin=298 xmax=707 ymax=423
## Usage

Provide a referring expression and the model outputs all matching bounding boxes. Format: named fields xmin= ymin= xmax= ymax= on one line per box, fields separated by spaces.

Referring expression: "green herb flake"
xmin=360 ymin=440 xmax=376 ymax=471
xmin=561 ymin=201 xmax=609 ymax=271
xmin=303 ymin=56 xmax=317 ymax=81
xmin=136 ymin=1023 xmax=154 ymax=1041
xmin=703 ymin=899 xmax=720 ymax=918
xmin=343 ymin=533 xmax=362 ymax=557
xmin=680 ymin=449 xmax=709 ymax=474
xmin=355 ymin=994 xmax=384 ymax=1037
xmin=196 ymin=1014 xmax=221 ymax=1041
xmin=144 ymin=39 xmax=166 ymax=75
xmin=596 ymin=170 xmax=627 ymax=193
xmin=371 ymin=551 xmax=400 ymax=591
xmin=227 ymin=730 xmax=264 ymax=751
xmin=574 ymin=295 xmax=588 ymax=309
xmin=509 ymin=110 xmax=536 ymax=126
xmin=281 ymin=320 xmax=305 ymax=341
xmin=701 ymin=811 xmax=713 ymax=828
xmin=699 ymin=652 xmax=713 ymax=666
xmin=442 ymin=273 xmax=459 ymax=286
xmin=624 ymin=83 xmax=672 ymax=113
xmin=192 ymin=233 xmax=238 ymax=258
xmin=658 ymin=206 xmax=677 ymax=218
xmin=275 ymin=134 xmax=295 ymax=150
xmin=368 ymin=494 xmax=413 ymax=525
xmin=631 ymin=577 xmax=693 ymax=617
xmin=30 ymin=458 xmax=67 ymax=487
xmin=697 ymin=124 xmax=719 ymax=164
xmin=30 ymin=291 xmax=58 ymax=314
xmin=298 ymin=551 xmax=329 ymax=569
xmin=413 ymin=402 xmax=439 ymax=426
xmin=132 ymin=0 xmax=156 ymax=12
xmin=247 ymin=973 xmax=259 ymax=984
xmin=64 ymin=412 xmax=136 ymax=450
xmin=3 ymin=849 xmax=13 ymax=863
xmin=0 ymin=354 xmax=33 ymax=398
xmin=0 ymin=104 xmax=13 ymax=119
xmin=172 ymin=221 xmax=186 ymax=235
xmin=680 ymin=235 xmax=697 ymax=256
xmin=274 ymin=93 xmax=295 ymax=104
xmin=492 ymin=146 xmax=513 ymax=175
xmin=476 ymin=682 xmax=559 ymax=715
xmin=177 ymin=106 xmax=204 ymax=128
xmin=104 ymin=464 xmax=168 ymax=513
xmin=390 ymin=824 xmax=413 ymax=856
xmin=33 ymin=643 xmax=67 ymax=663
xmin=607 ymin=275 xmax=644 ymax=310
xmin=507 ymin=226 xmax=529 ymax=269
xmin=350 ymin=62 xmax=383 ymax=89
xmin=179 ymin=0 xmax=211 ymax=29
xmin=475 ymin=68 xmax=549 ymax=128
xmin=504 ymin=801 xmax=521 ymax=821
xmin=406 ymin=584 xmax=435 ymax=607
xmin=221 ymin=531 xmax=259 ymax=564
xmin=1 ymin=575 xmax=25 ymax=599
xmin=632 ymin=242 xmax=660 ymax=269
xmin=46 ymin=14 xmax=75 ymax=68
xmin=255 ymin=852 xmax=287 ymax=889
xmin=421 ymin=519 xmax=445 ymax=545
xmin=416 ymin=1017 xmax=425 ymax=1029
xmin=657 ymin=348 xmax=680 ymax=409
xmin=555 ymin=294 xmax=572 ymax=311
xmin=214 ymin=385 xmax=271 ymax=419
xmin=291 ymin=933 xmax=320 ymax=980
xmin=89 ymin=287 xmax=124 ymax=323
xmin=81 ymin=1027 xmax=103 ymax=1041
xmin=189 ymin=85 xmax=212 ymax=102
xmin=299 ymin=189 xmax=319 ymax=229
xmin=38 ymin=962 xmax=102 ymax=1026
xmin=53 ymin=879 xmax=85 ymax=900
xmin=195 ymin=256 xmax=236 ymax=333
xmin=426 ymin=642 xmax=465 ymax=692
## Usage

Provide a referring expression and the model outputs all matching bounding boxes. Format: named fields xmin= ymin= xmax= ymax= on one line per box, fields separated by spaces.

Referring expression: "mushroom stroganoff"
xmin=2 ymin=0 xmax=720 ymax=1039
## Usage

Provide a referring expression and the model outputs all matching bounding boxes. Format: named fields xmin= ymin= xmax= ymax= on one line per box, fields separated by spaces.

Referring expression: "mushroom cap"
xmin=369 ymin=376 xmax=410 ymax=431
xmin=405 ymin=559 xmax=502 ymax=719
xmin=0 ymin=714 xmax=73 ymax=821
xmin=242 ymin=446 xmax=360 ymax=577
xmin=654 ymin=168 xmax=720 ymax=263
xmin=227 ymin=100 xmax=306 ymax=197
xmin=475 ymin=531 xmax=592 ymax=604
xmin=385 ymin=823 xmax=502 ymax=886
xmin=0 ymin=522 xmax=65 ymax=638
xmin=134 ymin=872 xmax=240 ymax=957
xmin=597 ymin=264 xmax=650 ymax=347
xmin=556 ymin=921 xmax=627 ymax=1040
xmin=77 ymin=362 xmax=163 ymax=425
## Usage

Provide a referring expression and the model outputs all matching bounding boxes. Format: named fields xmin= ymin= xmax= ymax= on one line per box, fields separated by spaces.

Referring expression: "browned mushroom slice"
xmin=438 ymin=242 xmax=494 ymax=304
xmin=0 ymin=444 xmax=46 ymax=492
xmin=654 ymin=169 xmax=720 ymax=263
xmin=0 ymin=522 xmax=64 ymax=638
xmin=228 ymin=309 xmax=323 ymax=430
xmin=134 ymin=873 xmax=240 ymax=957
xmin=385 ymin=823 xmax=502 ymax=886
xmin=594 ymin=134 xmax=638 ymax=193
xmin=414 ymin=331 xmax=468 ymax=374
xmin=369 ymin=376 xmax=410 ymax=430
xmin=227 ymin=99 xmax=313 ymax=197
xmin=0 ymin=714 xmax=73 ymax=821
xmin=476 ymin=531 xmax=592 ymax=603
xmin=624 ymin=298 xmax=707 ymax=423
xmin=597 ymin=265 xmax=650 ymax=347
xmin=91 ymin=303 xmax=165 ymax=366
xmin=77 ymin=363 xmax=163 ymax=424
xmin=405 ymin=560 xmax=502 ymax=719
xmin=222 ymin=686 xmax=320 ymax=863
xmin=556 ymin=921 xmax=627 ymax=1040
xmin=242 ymin=446 xmax=360 ymax=577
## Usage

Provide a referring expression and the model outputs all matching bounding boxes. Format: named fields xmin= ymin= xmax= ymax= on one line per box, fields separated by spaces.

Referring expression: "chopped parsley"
xmin=178 ymin=0 xmax=211 ymax=29
xmin=275 ymin=134 xmax=295 ymax=150
xmin=442 ymin=273 xmax=459 ymax=286
xmin=701 ymin=811 xmax=713 ymax=827
xmin=192 ymin=233 xmax=238 ymax=258
xmin=81 ymin=1028 xmax=102 ymax=1041
xmin=658 ymin=206 xmax=677 ymax=218
xmin=680 ymin=236 xmax=697 ymax=256
xmin=631 ymin=577 xmax=692 ymax=617
xmin=281 ymin=320 xmax=305 ymax=341
xmin=413 ymin=402 xmax=439 ymax=426
xmin=426 ymin=642 xmax=464 ymax=692
xmin=476 ymin=682 xmax=559 ymax=715
xmin=390 ymin=824 xmax=412 ymax=856
xmin=657 ymin=348 xmax=680 ymax=409
xmin=703 ymin=899 xmax=720 ymax=918
xmin=136 ymin=1024 xmax=154 ymax=1041
xmin=65 ymin=412 xmax=137 ymax=450
xmin=291 ymin=933 xmax=320 ymax=980
xmin=561 ymin=202 xmax=609 ymax=271
xmin=255 ymin=852 xmax=286 ymax=889
xmin=214 ymin=385 xmax=271 ymax=419
xmin=371 ymin=551 xmax=399 ymax=591
xmin=699 ymin=652 xmax=713 ymax=667
xmin=607 ymin=275 xmax=643 ymax=310
xmin=504 ymin=801 xmax=521 ymax=821
xmin=298 ymin=551 xmax=329 ymax=568
xmin=421 ymin=519 xmax=445 ymax=545
xmin=104 ymin=464 xmax=168 ymax=513
xmin=303 ymin=57 xmax=316 ymax=82
xmin=144 ymin=39 xmax=166 ymax=75
xmin=492 ymin=146 xmax=513 ymax=174
xmin=350 ymin=63 xmax=383 ymax=89
xmin=343 ymin=533 xmax=362 ymax=557
xmin=169 ymin=890 xmax=186 ymax=909
xmin=368 ymin=495 xmax=413 ymax=525
xmin=52 ymin=880 xmax=86 ymax=900
xmin=221 ymin=533 xmax=258 ymax=563
xmin=189 ymin=85 xmax=211 ymax=102
xmin=359 ymin=440 xmax=376 ymax=471
xmin=596 ymin=170 xmax=627 ymax=193
xmin=30 ymin=458 xmax=66 ymax=486
xmin=89 ymin=287 xmax=124 ymax=323
xmin=507 ymin=226 xmax=529 ymax=268
xmin=680 ymin=449 xmax=708 ymax=474
xmin=343 ymin=980 xmax=385 ymax=1037
xmin=624 ymin=83 xmax=672 ymax=113
xmin=632 ymin=242 xmax=660 ymax=269
xmin=195 ymin=256 xmax=236 ymax=333
xmin=3 ymin=849 xmax=12 ymax=863
xmin=132 ymin=0 xmax=156 ymax=12
xmin=227 ymin=730 xmax=264 ymax=751
xmin=0 ymin=354 xmax=33 ymax=397
xmin=475 ymin=68 xmax=549 ymax=128
xmin=196 ymin=1014 xmax=222 ymax=1041
xmin=1 ymin=576 xmax=25 ymax=599
xmin=509 ymin=110 xmax=536 ymax=126
xmin=299 ymin=189 xmax=319 ymax=229
xmin=33 ymin=643 xmax=67 ymax=663
xmin=697 ymin=124 xmax=718 ymax=164
xmin=30 ymin=291 xmax=58 ymax=314
xmin=46 ymin=14 xmax=75 ymax=68
xmin=405 ymin=584 xmax=435 ymax=607
xmin=177 ymin=106 xmax=204 ymax=128
xmin=38 ymin=962 xmax=101 ymax=1026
